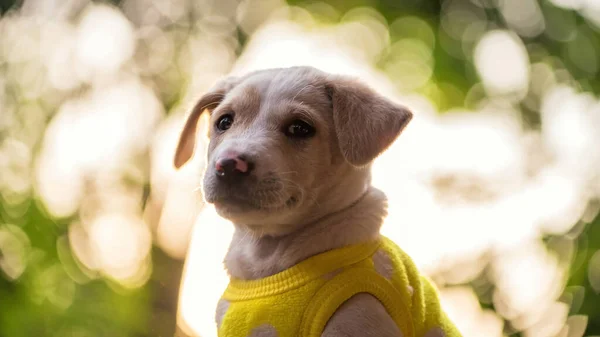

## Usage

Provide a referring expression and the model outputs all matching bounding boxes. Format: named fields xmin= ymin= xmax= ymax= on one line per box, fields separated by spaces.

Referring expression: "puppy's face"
xmin=174 ymin=67 xmax=412 ymax=236
xmin=203 ymin=69 xmax=334 ymax=229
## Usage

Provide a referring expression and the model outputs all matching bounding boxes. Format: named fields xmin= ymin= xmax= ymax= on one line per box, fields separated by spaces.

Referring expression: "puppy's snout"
xmin=215 ymin=152 xmax=254 ymax=181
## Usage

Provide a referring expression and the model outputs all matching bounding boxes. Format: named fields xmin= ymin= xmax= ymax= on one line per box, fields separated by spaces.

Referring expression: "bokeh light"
xmin=1 ymin=0 xmax=600 ymax=337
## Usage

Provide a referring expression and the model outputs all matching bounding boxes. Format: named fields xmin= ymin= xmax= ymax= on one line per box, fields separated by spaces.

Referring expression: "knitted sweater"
xmin=216 ymin=236 xmax=462 ymax=337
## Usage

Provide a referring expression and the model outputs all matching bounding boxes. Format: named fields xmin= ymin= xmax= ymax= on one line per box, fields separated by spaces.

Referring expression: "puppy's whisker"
xmin=309 ymin=191 xmax=321 ymax=209
xmin=277 ymin=171 xmax=299 ymax=176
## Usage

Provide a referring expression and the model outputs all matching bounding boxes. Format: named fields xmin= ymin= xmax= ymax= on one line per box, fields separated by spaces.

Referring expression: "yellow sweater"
xmin=217 ymin=236 xmax=462 ymax=337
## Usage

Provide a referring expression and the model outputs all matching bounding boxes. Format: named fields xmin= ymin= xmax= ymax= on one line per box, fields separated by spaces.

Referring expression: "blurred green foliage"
xmin=564 ymin=214 xmax=600 ymax=333
xmin=1 ymin=0 xmax=600 ymax=337
xmin=0 ymin=202 xmax=182 ymax=337
xmin=285 ymin=0 xmax=600 ymax=123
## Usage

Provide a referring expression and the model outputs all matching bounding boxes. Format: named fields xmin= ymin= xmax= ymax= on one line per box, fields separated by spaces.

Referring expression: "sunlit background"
xmin=1 ymin=0 xmax=600 ymax=336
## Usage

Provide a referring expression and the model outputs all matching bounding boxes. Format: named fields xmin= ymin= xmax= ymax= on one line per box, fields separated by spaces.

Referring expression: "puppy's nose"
xmin=215 ymin=153 xmax=253 ymax=180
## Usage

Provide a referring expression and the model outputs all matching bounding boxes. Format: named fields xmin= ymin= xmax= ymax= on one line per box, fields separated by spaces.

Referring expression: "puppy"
xmin=174 ymin=67 xmax=462 ymax=337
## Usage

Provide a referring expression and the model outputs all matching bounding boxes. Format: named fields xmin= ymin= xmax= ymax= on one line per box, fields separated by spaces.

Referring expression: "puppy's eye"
xmin=284 ymin=120 xmax=315 ymax=138
xmin=216 ymin=114 xmax=234 ymax=131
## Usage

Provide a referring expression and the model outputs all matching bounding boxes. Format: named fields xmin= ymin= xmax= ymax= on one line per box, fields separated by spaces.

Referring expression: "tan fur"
xmin=174 ymin=66 xmax=413 ymax=336
xmin=321 ymin=293 xmax=403 ymax=337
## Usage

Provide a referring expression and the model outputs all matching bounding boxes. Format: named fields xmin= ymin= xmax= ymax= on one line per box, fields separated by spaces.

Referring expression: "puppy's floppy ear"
xmin=174 ymin=77 xmax=238 ymax=168
xmin=326 ymin=76 xmax=413 ymax=167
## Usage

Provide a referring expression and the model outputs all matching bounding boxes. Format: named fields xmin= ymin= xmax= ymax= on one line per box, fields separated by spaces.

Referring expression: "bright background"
xmin=1 ymin=0 xmax=600 ymax=336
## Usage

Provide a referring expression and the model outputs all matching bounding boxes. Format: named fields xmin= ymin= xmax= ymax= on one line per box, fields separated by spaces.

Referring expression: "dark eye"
xmin=284 ymin=120 xmax=315 ymax=138
xmin=216 ymin=114 xmax=234 ymax=131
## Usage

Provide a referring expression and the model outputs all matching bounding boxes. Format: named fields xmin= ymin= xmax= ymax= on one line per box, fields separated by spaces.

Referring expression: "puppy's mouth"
xmin=202 ymin=169 xmax=302 ymax=215
xmin=209 ymin=194 xmax=299 ymax=213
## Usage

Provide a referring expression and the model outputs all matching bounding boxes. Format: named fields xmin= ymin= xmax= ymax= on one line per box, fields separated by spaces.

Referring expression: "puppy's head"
xmin=174 ymin=67 xmax=412 ymax=236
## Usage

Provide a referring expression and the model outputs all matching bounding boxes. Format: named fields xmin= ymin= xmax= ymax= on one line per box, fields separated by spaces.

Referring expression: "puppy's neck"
xmin=224 ymin=186 xmax=388 ymax=280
